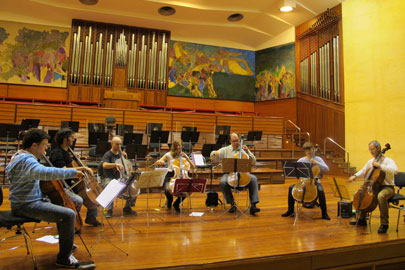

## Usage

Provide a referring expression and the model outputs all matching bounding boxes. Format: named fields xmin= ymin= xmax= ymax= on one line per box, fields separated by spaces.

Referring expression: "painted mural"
xmin=255 ymin=43 xmax=296 ymax=101
xmin=0 ymin=20 xmax=70 ymax=87
xmin=168 ymin=41 xmax=256 ymax=101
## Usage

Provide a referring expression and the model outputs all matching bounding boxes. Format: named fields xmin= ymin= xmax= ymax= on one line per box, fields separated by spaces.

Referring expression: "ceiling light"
xmin=158 ymin=6 xmax=176 ymax=16
xmin=280 ymin=0 xmax=296 ymax=12
xmin=227 ymin=13 xmax=244 ymax=22
xmin=79 ymin=0 xmax=98 ymax=5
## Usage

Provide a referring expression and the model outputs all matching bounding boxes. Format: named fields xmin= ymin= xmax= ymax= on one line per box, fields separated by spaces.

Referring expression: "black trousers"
xmin=163 ymin=171 xmax=186 ymax=206
xmin=286 ymin=182 xmax=327 ymax=214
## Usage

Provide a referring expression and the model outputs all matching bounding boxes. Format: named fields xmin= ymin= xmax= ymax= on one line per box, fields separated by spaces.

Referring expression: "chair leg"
xmin=22 ymin=226 xmax=38 ymax=270
xmin=396 ymin=209 xmax=401 ymax=232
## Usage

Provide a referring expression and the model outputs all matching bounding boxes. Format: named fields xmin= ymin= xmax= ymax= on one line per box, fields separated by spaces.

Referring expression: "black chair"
xmin=388 ymin=172 xmax=405 ymax=232
xmin=0 ymin=187 xmax=40 ymax=269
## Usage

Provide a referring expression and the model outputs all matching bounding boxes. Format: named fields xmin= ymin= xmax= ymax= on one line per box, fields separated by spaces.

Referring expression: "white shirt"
xmin=354 ymin=156 xmax=398 ymax=186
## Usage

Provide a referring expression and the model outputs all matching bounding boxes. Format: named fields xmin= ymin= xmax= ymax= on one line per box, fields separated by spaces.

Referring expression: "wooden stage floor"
xmin=1 ymin=176 xmax=405 ymax=270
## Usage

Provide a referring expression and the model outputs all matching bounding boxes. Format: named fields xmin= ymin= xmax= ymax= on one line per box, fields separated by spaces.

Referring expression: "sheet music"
xmin=96 ymin=179 xmax=126 ymax=208
xmin=192 ymin=153 xmax=205 ymax=166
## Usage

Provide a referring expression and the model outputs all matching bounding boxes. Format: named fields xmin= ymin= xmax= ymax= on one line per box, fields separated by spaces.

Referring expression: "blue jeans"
xmin=219 ymin=173 xmax=260 ymax=205
xmin=12 ymin=200 xmax=75 ymax=262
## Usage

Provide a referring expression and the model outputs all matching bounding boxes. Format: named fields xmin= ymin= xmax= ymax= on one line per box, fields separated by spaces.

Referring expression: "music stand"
xmin=20 ymin=119 xmax=40 ymax=131
xmin=61 ymin=121 xmax=79 ymax=132
xmin=88 ymin=132 xmax=108 ymax=147
xmin=181 ymin=131 xmax=200 ymax=154
xmin=247 ymin=131 xmax=262 ymax=155
xmin=328 ymin=177 xmax=352 ymax=223
xmin=222 ymin=158 xmax=252 ymax=218
xmin=182 ymin=126 xmax=197 ymax=132
xmin=88 ymin=123 xmax=105 ymax=133
xmin=126 ymin=144 xmax=147 ymax=160
xmin=216 ymin=134 xmax=230 ymax=147
xmin=123 ymin=133 xmax=143 ymax=146
xmin=116 ymin=124 xmax=133 ymax=136
xmin=283 ymin=161 xmax=313 ymax=225
xmin=201 ymin=144 xmax=221 ymax=161
xmin=150 ymin=130 xmax=169 ymax=154
xmin=215 ymin=125 xmax=230 ymax=136
xmin=146 ymin=123 xmax=162 ymax=136
xmin=135 ymin=170 xmax=167 ymax=226
xmin=172 ymin=178 xmax=207 ymax=216
xmin=0 ymin=124 xmax=20 ymax=184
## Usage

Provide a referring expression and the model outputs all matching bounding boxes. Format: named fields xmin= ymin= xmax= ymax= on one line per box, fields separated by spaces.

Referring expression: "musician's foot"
xmin=250 ymin=205 xmax=260 ymax=215
xmin=173 ymin=201 xmax=181 ymax=213
xmin=322 ymin=213 xmax=331 ymax=220
xmin=56 ymin=255 xmax=96 ymax=269
xmin=71 ymin=244 xmax=79 ymax=253
xmin=349 ymin=219 xmax=367 ymax=226
xmin=105 ymin=209 xmax=113 ymax=218
xmin=85 ymin=217 xmax=102 ymax=227
xmin=281 ymin=210 xmax=294 ymax=217
xmin=123 ymin=207 xmax=137 ymax=216
xmin=378 ymin=224 xmax=388 ymax=234
xmin=228 ymin=204 xmax=237 ymax=213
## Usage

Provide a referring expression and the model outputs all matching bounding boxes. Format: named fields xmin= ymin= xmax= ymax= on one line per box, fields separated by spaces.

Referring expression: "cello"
xmin=115 ymin=150 xmax=140 ymax=200
xmin=40 ymin=154 xmax=83 ymax=232
xmin=227 ymin=137 xmax=251 ymax=188
xmin=169 ymin=150 xmax=191 ymax=194
xmin=68 ymin=147 xmax=103 ymax=205
xmin=352 ymin=143 xmax=391 ymax=213
xmin=292 ymin=145 xmax=319 ymax=204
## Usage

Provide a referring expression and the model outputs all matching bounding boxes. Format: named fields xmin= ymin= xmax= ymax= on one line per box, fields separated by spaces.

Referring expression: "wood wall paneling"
xmin=0 ymin=84 xmax=8 ymax=97
xmin=72 ymin=107 xmax=124 ymax=128
xmin=254 ymin=98 xmax=297 ymax=122
xmin=217 ymin=115 xmax=253 ymax=134
xmin=253 ymin=117 xmax=284 ymax=135
xmin=15 ymin=104 xmax=71 ymax=126
xmin=7 ymin=85 xmax=67 ymax=101
xmin=172 ymin=113 xmax=216 ymax=133
xmin=0 ymin=103 xmax=16 ymax=123
xmin=124 ymin=110 xmax=172 ymax=132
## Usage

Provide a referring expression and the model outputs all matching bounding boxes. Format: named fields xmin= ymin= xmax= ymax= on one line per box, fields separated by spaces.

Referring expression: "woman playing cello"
xmin=281 ymin=142 xmax=331 ymax=220
xmin=155 ymin=140 xmax=195 ymax=213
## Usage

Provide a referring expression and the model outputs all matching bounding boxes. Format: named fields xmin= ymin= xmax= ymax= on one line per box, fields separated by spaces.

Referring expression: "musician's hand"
xmin=76 ymin=171 xmax=84 ymax=178
xmin=122 ymin=151 xmax=128 ymax=159
xmin=155 ymin=160 xmax=165 ymax=167
xmin=310 ymin=158 xmax=318 ymax=165
xmin=182 ymin=152 xmax=188 ymax=158
xmin=77 ymin=167 xmax=94 ymax=176
xmin=115 ymin=163 xmax=124 ymax=171
xmin=348 ymin=175 xmax=356 ymax=182
xmin=242 ymin=145 xmax=249 ymax=152
xmin=372 ymin=161 xmax=381 ymax=168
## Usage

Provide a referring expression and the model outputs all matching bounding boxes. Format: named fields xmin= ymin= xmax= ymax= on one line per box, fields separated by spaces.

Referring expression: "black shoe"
xmin=349 ymin=219 xmax=367 ymax=226
xmin=378 ymin=224 xmax=388 ymax=234
xmin=250 ymin=205 xmax=260 ymax=215
xmin=105 ymin=209 xmax=113 ymax=218
xmin=281 ymin=210 xmax=294 ymax=217
xmin=173 ymin=201 xmax=181 ymax=213
xmin=123 ymin=207 xmax=137 ymax=216
xmin=85 ymin=217 xmax=102 ymax=227
xmin=228 ymin=204 xmax=237 ymax=213
xmin=322 ymin=213 xmax=331 ymax=220
xmin=56 ymin=255 xmax=96 ymax=269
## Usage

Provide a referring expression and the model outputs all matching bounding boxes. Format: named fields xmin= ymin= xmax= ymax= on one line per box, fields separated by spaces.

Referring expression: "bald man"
xmin=98 ymin=136 xmax=138 ymax=218
xmin=210 ymin=133 xmax=260 ymax=215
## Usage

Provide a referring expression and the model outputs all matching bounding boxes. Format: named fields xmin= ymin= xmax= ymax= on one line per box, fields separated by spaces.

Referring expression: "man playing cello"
xmin=348 ymin=140 xmax=398 ymax=234
xmin=281 ymin=142 xmax=331 ymax=220
xmin=210 ymin=133 xmax=260 ymax=215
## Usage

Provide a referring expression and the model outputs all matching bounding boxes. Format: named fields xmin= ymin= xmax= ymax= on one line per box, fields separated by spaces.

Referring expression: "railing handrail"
xmin=323 ymin=137 xmax=350 ymax=171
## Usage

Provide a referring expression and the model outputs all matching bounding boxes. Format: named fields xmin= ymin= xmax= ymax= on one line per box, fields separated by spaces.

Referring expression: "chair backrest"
xmin=394 ymin=172 xmax=405 ymax=188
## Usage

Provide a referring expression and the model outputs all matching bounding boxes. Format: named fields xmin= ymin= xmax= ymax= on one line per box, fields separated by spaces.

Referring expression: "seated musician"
xmin=210 ymin=133 xmax=260 ymax=215
xmin=98 ymin=136 xmax=137 ymax=218
xmin=348 ymin=140 xmax=398 ymax=233
xmin=155 ymin=139 xmax=195 ymax=213
xmin=5 ymin=128 xmax=95 ymax=269
xmin=281 ymin=142 xmax=331 ymax=220
xmin=50 ymin=128 xmax=101 ymax=227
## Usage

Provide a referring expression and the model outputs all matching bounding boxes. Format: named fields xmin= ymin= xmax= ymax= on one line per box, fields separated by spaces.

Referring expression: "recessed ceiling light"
xmin=158 ymin=6 xmax=176 ymax=16
xmin=79 ymin=0 xmax=98 ymax=5
xmin=227 ymin=13 xmax=244 ymax=22
xmin=280 ymin=6 xmax=293 ymax=12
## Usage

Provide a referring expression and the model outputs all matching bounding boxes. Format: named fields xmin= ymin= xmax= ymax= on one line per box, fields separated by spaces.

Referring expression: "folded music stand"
xmin=328 ymin=177 xmax=352 ymax=223
xmin=135 ymin=170 xmax=167 ymax=226
xmin=222 ymin=158 xmax=252 ymax=218
xmin=181 ymin=131 xmax=200 ymax=154
xmin=283 ymin=161 xmax=313 ymax=225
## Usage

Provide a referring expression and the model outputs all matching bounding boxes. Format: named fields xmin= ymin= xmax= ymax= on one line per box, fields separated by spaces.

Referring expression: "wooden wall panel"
xmin=217 ymin=115 xmax=253 ymax=134
xmin=124 ymin=111 xmax=172 ymax=132
xmin=0 ymin=84 xmax=8 ymax=97
xmin=253 ymin=117 xmax=284 ymax=134
xmin=255 ymin=98 xmax=297 ymax=123
xmin=16 ymin=104 xmax=71 ymax=126
xmin=8 ymin=85 xmax=67 ymax=101
xmin=0 ymin=103 xmax=16 ymax=123
xmin=172 ymin=113 xmax=216 ymax=133
xmin=72 ymin=107 xmax=124 ymax=128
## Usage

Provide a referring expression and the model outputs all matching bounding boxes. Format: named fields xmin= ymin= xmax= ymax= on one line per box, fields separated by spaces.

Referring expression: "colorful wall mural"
xmin=255 ymin=43 xmax=296 ymax=101
xmin=168 ymin=41 xmax=256 ymax=101
xmin=0 ymin=20 xmax=70 ymax=88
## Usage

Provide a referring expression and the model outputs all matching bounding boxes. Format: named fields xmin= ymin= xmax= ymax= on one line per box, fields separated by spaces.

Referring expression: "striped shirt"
xmin=6 ymin=150 xmax=78 ymax=210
